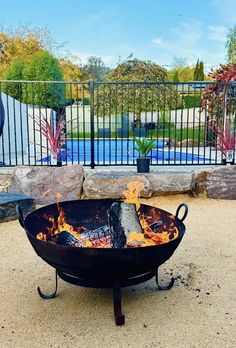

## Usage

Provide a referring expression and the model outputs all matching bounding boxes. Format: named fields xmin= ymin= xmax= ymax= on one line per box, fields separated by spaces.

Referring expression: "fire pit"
xmin=16 ymin=196 xmax=188 ymax=325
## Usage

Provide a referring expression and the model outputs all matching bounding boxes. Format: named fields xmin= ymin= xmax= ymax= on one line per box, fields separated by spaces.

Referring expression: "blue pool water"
xmin=39 ymin=139 xmax=209 ymax=164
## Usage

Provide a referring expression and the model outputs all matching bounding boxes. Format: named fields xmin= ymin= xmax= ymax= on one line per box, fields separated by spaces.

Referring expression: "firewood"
xmin=108 ymin=202 xmax=143 ymax=248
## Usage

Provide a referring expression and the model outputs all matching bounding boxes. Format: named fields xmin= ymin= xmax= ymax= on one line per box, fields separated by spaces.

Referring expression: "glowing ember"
xmin=36 ymin=181 xmax=179 ymax=248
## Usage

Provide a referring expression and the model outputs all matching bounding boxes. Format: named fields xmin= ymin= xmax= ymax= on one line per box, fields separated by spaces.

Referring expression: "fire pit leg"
xmin=155 ymin=268 xmax=174 ymax=290
xmin=37 ymin=270 xmax=58 ymax=300
xmin=113 ymin=286 xmax=125 ymax=326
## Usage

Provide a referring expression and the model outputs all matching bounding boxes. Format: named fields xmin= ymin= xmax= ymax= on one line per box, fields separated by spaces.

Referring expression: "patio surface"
xmin=0 ymin=195 xmax=236 ymax=348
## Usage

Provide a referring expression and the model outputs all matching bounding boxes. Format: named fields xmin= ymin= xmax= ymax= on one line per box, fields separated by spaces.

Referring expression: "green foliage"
xmin=194 ymin=60 xmax=204 ymax=81
xmin=94 ymin=58 xmax=182 ymax=121
xmin=0 ymin=24 xmax=59 ymax=78
xmin=183 ymin=95 xmax=201 ymax=108
xmin=134 ymin=137 xmax=157 ymax=157
xmin=24 ymin=51 xmax=65 ymax=108
xmin=83 ymin=56 xmax=110 ymax=81
xmin=199 ymin=61 xmax=204 ymax=80
xmin=2 ymin=51 xmax=66 ymax=109
xmin=194 ymin=60 xmax=199 ymax=80
xmin=172 ymin=70 xmax=180 ymax=82
xmin=226 ymin=24 xmax=236 ymax=63
xmin=2 ymin=58 xmax=26 ymax=99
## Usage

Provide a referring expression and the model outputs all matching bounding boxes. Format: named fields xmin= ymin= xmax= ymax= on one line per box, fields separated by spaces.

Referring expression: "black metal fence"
xmin=0 ymin=80 xmax=235 ymax=167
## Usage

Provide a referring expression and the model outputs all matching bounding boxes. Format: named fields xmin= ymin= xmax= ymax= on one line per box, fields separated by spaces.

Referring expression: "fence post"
xmin=89 ymin=81 xmax=95 ymax=169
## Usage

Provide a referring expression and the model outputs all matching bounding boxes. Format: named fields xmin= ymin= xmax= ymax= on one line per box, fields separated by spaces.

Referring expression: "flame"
xmin=123 ymin=181 xmax=143 ymax=210
xmin=124 ymin=181 xmax=179 ymax=247
xmin=37 ymin=181 xmax=179 ymax=249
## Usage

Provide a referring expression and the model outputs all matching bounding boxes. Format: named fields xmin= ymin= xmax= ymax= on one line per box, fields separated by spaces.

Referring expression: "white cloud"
xmin=208 ymin=25 xmax=227 ymax=42
xmin=151 ymin=37 xmax=163 ymax=45
xmin=151 ymin=21 xmax=204 ymax=65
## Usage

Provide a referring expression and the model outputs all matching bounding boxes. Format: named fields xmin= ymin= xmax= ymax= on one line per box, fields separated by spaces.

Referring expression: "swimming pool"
xmin=39 ymin=139 xmax=210 ymax=165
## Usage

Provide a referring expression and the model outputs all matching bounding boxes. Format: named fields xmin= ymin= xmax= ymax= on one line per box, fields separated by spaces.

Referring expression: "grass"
xmin=67 ymin=127 xmax=206 ymax=143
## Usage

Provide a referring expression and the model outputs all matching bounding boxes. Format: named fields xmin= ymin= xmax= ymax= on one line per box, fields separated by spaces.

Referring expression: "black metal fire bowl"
xmin=16 ymin=199 xmax=188 ymax=326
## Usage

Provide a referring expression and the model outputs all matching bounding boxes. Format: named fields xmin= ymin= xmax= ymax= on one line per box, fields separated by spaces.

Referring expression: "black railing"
xmin=0 ymin=80 xmax=236 ymax=167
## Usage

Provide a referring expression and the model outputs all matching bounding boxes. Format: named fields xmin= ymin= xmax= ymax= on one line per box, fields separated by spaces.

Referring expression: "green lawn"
xmin=68 ymin=126 xmax=206 ymax=143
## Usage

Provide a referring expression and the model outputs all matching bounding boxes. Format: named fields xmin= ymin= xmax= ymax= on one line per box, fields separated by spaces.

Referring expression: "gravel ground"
xmin=0 ymin=195 xmax=236 ymax=348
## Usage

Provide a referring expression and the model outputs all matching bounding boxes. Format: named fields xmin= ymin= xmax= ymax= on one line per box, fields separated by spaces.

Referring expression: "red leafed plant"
xmin=208 ymin=122 xmax=236 ymax=157
xmin=31 ymin=113 xmax=66 ymax=153
xmin=201 ymin=64 xmax=236 ymax=125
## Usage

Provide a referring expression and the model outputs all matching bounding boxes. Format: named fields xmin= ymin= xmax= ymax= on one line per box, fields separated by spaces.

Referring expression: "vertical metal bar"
xmin=12 ymin=89 xmax=18 ymax=165
xmin=102 ymin=83 xmax=105 ymax=165
xmin=69 ymin=83 xmax=73 ymax=164
xmin=168 ymin=83 xmax=172 ymax=164
xmin=25 ymin=82 xmax=30 ymax=165
xmin=132 ymin=84 xmax=136 ymax=164
xmin=180 ymin=83 xmax=184 ymax=165
xmin=108 ymin=84 xmax=112 ymax=165
xmin=19 ymin=83 xmax=24 ymax=165
xmin=5 ymin=85 xmax=12 ymax=166
xmin=192 ymin=83 xmax=196 ymax=164
xmin=76 ymin=83 xmax=80 ymax=164
xmin=197 ymin=84 xmax=202 ymax=164
xmin=121 ymin=83 xmax=124 ymax=164
xmin=0 ymin=81 xmax=5 ymax=165
xmin=174 ymin=84 xmax=178 ymax=164
xmin=186 ymin=84 xmax=190 ymax=165
xmin=157 ymin=84 xmax=160 ymax=165
xmin=115 ymin=84 xmax=118 ymax=165
xmin=162 ymin=84 xmax=166 ymax=165
xmin=89 ymin=81 xmax=95 ymax=169
xmin=127 ymin=84 xmax=130 ymax=164
xmin=82 ymin=84 xmax=86 ymax=165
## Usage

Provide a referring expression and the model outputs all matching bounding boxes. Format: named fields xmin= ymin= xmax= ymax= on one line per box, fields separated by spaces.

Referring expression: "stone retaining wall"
xmin=1 ymin=165 xmax=236 ymax=203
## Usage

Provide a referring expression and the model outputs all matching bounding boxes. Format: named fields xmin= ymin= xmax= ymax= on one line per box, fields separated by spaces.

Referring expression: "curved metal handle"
xmin=175 ymin=203 xmax=188 ymax=222
xmin=16 ymin=205 xmax=25 ymax=228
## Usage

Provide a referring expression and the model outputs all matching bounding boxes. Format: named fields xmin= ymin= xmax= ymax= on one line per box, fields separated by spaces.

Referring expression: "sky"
xmin=1 ymin=0 xmax=236 ymax=72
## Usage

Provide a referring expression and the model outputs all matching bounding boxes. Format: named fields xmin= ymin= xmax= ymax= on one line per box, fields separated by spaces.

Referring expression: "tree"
xmin=59 ymin=58 xmax=90 ymax=100
xmin=172 ymin=70 xmax=180 ymax=82
xmin=22 ymin=51 xmax=65 ymax=108
xmin=2 ymin=58 xmax=26 ymax=99
xmin=94 ymin=58 xmax=182 ymax=125
xmin=201 ymin=63 xmax=236 ymax=126
xmin=199 ymin=61 xmax=205 ymax=81
xmin=193 ymin=60 xmax=200 ymax=80
xmin=3 ymin=51 xmax=65 ymax=108
xmin=194 ymin=60 xmax=204 ymax=81
xmin=226 ymin=24 xmax=236 ymax=63
xmin=0 ymin=24 xmax=58 ymax=78
xmin=83 ymin=56 xmax=110 ymax=81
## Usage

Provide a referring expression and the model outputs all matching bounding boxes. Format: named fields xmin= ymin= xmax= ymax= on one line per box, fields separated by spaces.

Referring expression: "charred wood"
xmin=108 ymin=203 xmax=142 ymax=248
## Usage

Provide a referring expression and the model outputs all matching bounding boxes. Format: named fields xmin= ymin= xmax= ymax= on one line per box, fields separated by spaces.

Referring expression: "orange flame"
xmin=37 ymin=182 xmax=179 ymax=248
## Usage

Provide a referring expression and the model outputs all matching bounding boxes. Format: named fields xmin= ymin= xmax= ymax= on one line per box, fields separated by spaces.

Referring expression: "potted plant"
xmin=31 ymin=112 xmax=66 ymax=166
xmin=208 ymin=122 xmax=236 ymax=164
xmin=134 ymin=137 xmax=156 ymax=173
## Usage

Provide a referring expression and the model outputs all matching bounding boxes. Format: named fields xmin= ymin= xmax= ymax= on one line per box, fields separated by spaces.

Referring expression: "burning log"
xmin=108 ymin=202 xmax=143 ymax=248
xmin=149 ymin=221 xmax=163 ymax=232
xmin=53 ymin=226 xmax=112 ymax=248
xmin=55 ymin=231 xmax=83 ymax=247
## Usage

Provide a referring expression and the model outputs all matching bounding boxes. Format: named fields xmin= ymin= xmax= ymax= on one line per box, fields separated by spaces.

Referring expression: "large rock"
xmin=206 ymin=166 xmax=236 ymax=199
xmin=192 ymin=169 xmax=213 ymax=196
xmin=145 ymin=172 xmax=193 ymax=196
xmin=0 ymin=170 xmax=13 ymax=192
xmin=83 ymin=172 xmax=153 ymax=199
xmin=8 ymin=165 xmax=84 ymax=204
xmin=0 ymin=192 xmax=34 ymax=222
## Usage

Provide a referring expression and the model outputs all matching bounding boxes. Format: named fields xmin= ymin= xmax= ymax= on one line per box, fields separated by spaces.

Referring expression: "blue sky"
xmin=1 ymin=0 xmax=236 ymax=72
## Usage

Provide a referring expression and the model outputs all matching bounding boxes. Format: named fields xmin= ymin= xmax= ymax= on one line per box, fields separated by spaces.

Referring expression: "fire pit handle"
xmin=16 ymin=205 xmax=25 ymax=228
xmin=175 ymin=203 xmax=188 ymax=222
